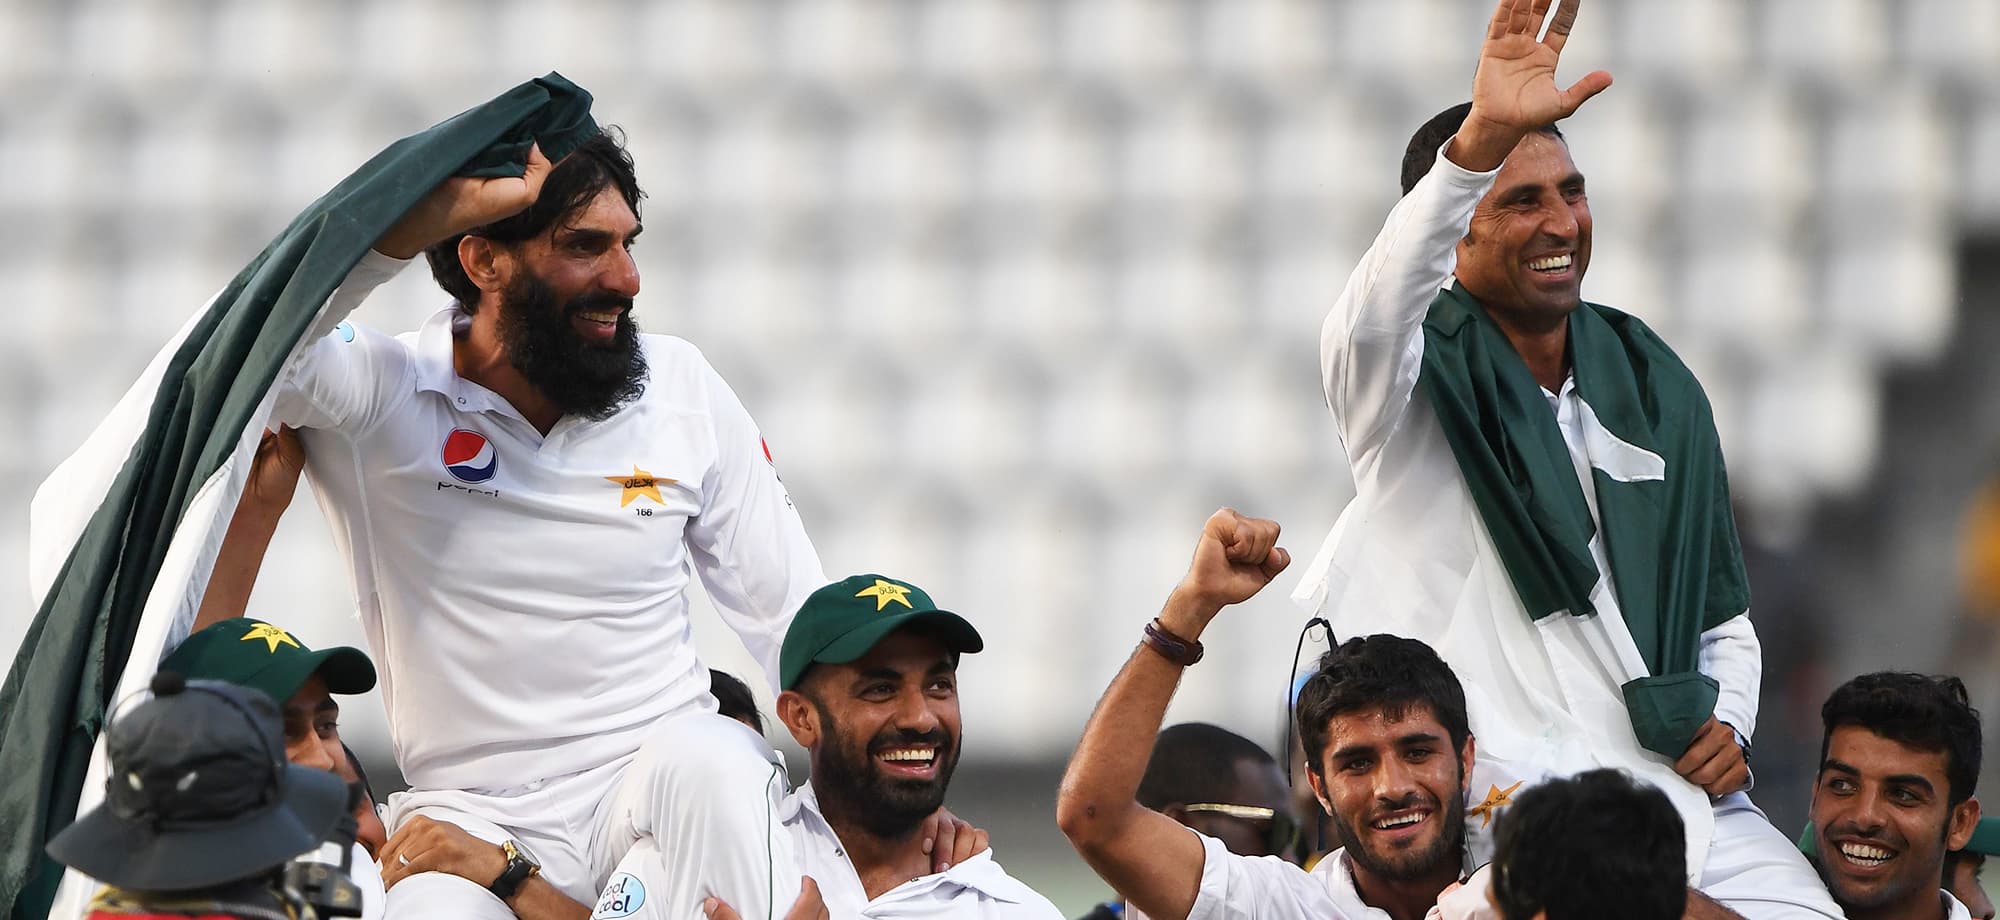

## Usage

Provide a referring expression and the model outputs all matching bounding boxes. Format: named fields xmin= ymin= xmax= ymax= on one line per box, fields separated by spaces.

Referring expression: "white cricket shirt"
xmin=272 ymin=251 xmax=825 ymax=791
xmin=1186 ymin=832 xmax=1374 ymax=920
xmin=1289 ymin=145 xmax=1762 ymax=878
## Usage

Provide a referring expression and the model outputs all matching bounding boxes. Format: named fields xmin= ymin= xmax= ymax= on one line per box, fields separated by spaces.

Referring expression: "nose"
xmin=1540 ymin=200 xmax=1580 ymax=243
xmin=893 ymin=689 xmax=941 ymax=734
xmin=601 ymin=246 xmax=640 ymax=299
xmin=1373 ymin=755 xmax=1421 ymax=805
xmin=289 ymin=735 xmax=337 ymax=772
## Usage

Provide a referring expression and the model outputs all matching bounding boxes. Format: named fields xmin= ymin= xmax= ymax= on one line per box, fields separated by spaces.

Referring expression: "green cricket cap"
xmin=161 ymin=618 xmax=376 ymax=706
xmin=779 ymin=574 xmax=984 ymax=690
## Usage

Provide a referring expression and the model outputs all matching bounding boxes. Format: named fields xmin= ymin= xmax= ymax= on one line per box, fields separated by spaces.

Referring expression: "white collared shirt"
xmin=1186 ymin=833 xmax=1376 ymax=920
xmin=1946 ymin=889 xmax=1974 ymax=920
xmin=1289 ymin=146 xmax=1762 ymax=878
xmin=271 ymin=251 xmax=825 ymax=791
xmin=783 ymin=784 xmax=1063 ymax=920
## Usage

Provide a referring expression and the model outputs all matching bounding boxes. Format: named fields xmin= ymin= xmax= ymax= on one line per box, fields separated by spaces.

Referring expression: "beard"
xmin=808 ymin=700 xmax=959 ymax=840
xmin=494 ymin=269 xmax=647 ymax=420
xmin=1331 ymin=780 xmax=1467 ymax=882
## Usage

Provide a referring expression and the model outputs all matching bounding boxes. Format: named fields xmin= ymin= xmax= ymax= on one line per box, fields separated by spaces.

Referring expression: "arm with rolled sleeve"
xmin=1321 ymin=145 xmax=1498 ymax=466
xmin=1699 ymin=613 xmax=1762 ymax=749
xmin=1184 ymin=833 xmax=1348 ymax=920
xmin=684 ymin=359 xmax=826 ymax=693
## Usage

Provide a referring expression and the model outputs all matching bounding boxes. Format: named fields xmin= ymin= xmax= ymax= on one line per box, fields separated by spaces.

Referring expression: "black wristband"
xmin=1142 ymin=618 xmax=1204 ymax=666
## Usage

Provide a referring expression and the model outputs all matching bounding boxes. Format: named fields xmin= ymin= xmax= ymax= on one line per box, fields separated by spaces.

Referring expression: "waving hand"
xmin=1452 ymin=0 xmax=1613 ymax=172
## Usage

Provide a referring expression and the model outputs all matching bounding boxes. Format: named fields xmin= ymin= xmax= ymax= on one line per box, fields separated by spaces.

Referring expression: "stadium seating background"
xmin=5 ymin=0 xmax=1999 ymax=908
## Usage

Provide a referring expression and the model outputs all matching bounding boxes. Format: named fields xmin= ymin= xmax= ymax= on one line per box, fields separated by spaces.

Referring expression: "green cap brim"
xmin=1966 ymin=817 xmax=2000 ymax=856
xmin=785 ymin=610 xmax=984 ymax=689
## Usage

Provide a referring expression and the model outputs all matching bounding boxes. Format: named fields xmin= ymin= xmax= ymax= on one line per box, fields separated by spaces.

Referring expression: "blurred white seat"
xmin=1256 ymin=93 xmax=1392 ymax=213
xmin=634 ymin=0 xmax=778 ymax=96
xmin=63 ymin=0 xmax=207 ymax=98
xmin=1180 ymin=340 xmax=1325 ymax=483
xmin=760 ymin=347 xmax=913 ymax=483
xmin=681 ymin=241 xmax=830 ymax=347
xmin=1559 ymin=88 xmax=1670 ymax=222
xmin=1822 ymin=82 xmax=1950 ymax=214
xmin=1194 ymin=0 xmax=1332 ymax=91
xmin=1331 ymin=0 xmax=1465 ymax=92
xmin=1109 ymin=237 xmax=1245 ymax=346
xmin=1675 ymin=231 xmax=1809 ymax=360
xmin=1739 ymin=348 xmax=1880 ymax=506
xmin=901 ymin=343 xmax=1050 ymax=482
xmin=775 ymin=0 xmax=910 ymax=97
xmin=1118 ymin=87 xmax=1253 ymax=216
xmin=1820 ymin=225 xmax=1956 ymax=365
xmin=1677 ymin=86 xmax=1812 ymax=235
xmin=833 ymin=239 xmax=975 ymax=355
xmin=1042 ymin=342 xmax=1189 ymax=491
xmin=978 ymin=90 xmax=1117 ymax=217
xmin=972 ymin=240 xmax=1114 ymax=348
xmin=1897 ymin=0 xmax=2000 ymax=86
xmin=1756 ymin=0 xmax=1889 ymax=88
xmin=1577 ymin=234 xmax=1675 ymax=341
xmin=349 ymin=0 xmax=492 ymax=93
xmin=210 ymin=0 xmax=345 ymax=97
xmin=493 ymin=0 xmax=642 ymax=88
xmin=841 ymin=92 xmax=978 ymax=220
xmin=912 ymin=0 xmax=1053 ymax=95
xmin=1608 ymin=0 xmax=1751 ymax=90
xmin=0 ymin=2 xmax=56 ymax=90
xmin=1056 ymin=0 xmax=1195 ymax=91
xmin=694 ymin=89 xmax=842 ymax=233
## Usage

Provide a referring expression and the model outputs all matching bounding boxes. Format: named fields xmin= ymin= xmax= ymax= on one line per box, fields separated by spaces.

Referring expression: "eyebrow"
xmin=556 ymin=224 xmax=643 ymax=245
xmin=1819 ymin=760 xmax=1938 ymax=794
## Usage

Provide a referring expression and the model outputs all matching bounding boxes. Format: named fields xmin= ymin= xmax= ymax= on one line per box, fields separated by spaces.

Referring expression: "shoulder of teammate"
xmin=275 ymin=318 xmax=416 ymax=432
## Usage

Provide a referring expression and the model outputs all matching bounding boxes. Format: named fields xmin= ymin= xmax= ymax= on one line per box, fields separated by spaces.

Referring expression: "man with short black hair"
xmin=1942 ymin=819 xmax=1998 ymax=920
xmin=1138 ymin=724 xmax=1301 ymax=863
xmin=1809 ymin=672 xmax=1984 ymax=920
xmin=1485 ymin=769 xmax=1688 ymax=920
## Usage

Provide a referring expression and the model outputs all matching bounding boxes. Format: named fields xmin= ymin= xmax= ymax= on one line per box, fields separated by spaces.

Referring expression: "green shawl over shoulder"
xmin=1417 ymin=282 xmax=1749 ymax=758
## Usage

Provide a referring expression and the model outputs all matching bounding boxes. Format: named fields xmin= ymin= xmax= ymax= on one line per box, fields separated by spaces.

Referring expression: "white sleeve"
xmin=1699 ymin=612 xmax=1762 ymax=743
xmin=270 ymin=250 xmax=410 ymax=431
xmin=685 ymin=362 xmax=826 ymax=694
xmin=1321 ymin=143 xmax=1498 ymax=464
xmin=1185 ymin=831 xmax=1351 ymax=920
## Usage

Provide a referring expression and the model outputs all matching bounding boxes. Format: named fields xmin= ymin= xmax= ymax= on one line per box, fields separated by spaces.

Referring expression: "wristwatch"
xmin=488 ymin=840 xmax=541 ymax=901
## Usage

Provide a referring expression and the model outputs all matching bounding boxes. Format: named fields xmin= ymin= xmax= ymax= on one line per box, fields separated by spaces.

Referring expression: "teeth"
xmin=578 ymin=310 xmax=619 ymax=323
xmin=879 ymin=749 xmax=934 ymax=763
xmin=1374 ymin=813 xmax=1424 ymax=830
xmin=1527 ymin=254 xmax=1572 ymax=271
xmin=1840 ymin=843 xmax=1893 ymax=864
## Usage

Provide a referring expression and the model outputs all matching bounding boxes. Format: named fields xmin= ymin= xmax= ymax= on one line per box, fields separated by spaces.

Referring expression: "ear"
xmin=776 ymin=690 xmax=819 ymax=749
xmin=1459 ymin=734 xmax=1477 ymax=796
xmin=459 ymin=236 xmax=510 ymax=294
xmin=1304 ymin=768 xmax=1334 ymax=817
xmin=1948 ymin=795 xmax=1982 ymax=851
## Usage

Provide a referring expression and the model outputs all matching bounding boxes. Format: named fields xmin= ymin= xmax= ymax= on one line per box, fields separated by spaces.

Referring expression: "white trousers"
xmin=380 ymin=710 xmax=801 ymax=920
xmin=1701 ymin=793 xmax=1844 ymax=919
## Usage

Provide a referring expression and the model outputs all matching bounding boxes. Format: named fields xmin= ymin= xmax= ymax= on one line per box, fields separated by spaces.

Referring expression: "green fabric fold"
xmin=0 ymin=73 xmax=599 ymax=920
xmin=1417 ymin=282 xmax=1749 ymax=757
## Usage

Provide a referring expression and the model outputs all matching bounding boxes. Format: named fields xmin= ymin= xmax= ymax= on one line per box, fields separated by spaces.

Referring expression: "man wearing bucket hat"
xmin=591 ymin=574 xmax=1062 ymax=920
xmin=47 ymin=672 xmax=349 ymax=919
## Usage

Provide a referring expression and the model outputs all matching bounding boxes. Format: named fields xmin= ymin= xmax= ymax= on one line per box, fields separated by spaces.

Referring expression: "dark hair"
xmin=1136 ymin=722 xmax=1276 ymax=811
xmin=424 ymin=128 xmax=645 ymax=312
xmin=1294 ymin=634 xmax=1469 ymax=778
xmin=1400 ymin=102 xmax=1565 ymax=196
xmin=1491 ymin=769 xmax=1686 ymax=920
xmin=1820 ymin=671 xmax=1983 ymax=805
xmin=710 ymin=669 xmax=765 ymax=736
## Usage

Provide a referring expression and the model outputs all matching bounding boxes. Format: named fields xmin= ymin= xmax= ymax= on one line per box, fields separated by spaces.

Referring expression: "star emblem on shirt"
xmin=855 ymin=579 xmax=914 ymax=611
xmin=1467 ymin=780 xmax=1525 ymax=829
xmin=239 ymin=623 xmax=301 ymax=654
xmin=605 ymin=466 xmax=675 ymax=507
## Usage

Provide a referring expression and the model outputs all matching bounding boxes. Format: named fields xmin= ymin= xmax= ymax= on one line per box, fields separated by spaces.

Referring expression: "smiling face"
xmin=1453 ymin=132 xmax=1592 ymax=331
xmin=781 ymin=627 xmax=963 ymax=841
xmin=1812 ymin=725 xmax=1981 ymax=918
xmin=1306 ymin=703 xmax=1473 ymax=883
xmin=482 ymin=186 xmax=649 ymax=419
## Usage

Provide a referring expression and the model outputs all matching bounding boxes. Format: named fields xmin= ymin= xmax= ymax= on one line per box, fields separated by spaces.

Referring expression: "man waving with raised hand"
xmin=1290 ymin=1 xmax=1842 ymax=916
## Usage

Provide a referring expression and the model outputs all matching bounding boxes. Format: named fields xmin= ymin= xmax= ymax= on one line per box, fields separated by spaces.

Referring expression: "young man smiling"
xmin=591 ymin=574 xmax=1059 ymax=920
xmin=1059 ymin=509 xmax=1465 ymax=920
xmin=1809 ymin=672 xmax=1984 ymax=920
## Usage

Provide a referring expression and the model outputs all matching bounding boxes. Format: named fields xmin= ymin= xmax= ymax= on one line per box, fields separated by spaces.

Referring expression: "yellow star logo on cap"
xmin=605 ymin=466 xmax=674 ymax=507
xmin=1467 ymin=780 xmax=1525 ymax=829
xmin=855 ymin=579 xmax=914 ymax=611
xmin=239 ymin=623 xmax=301 ymax=654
